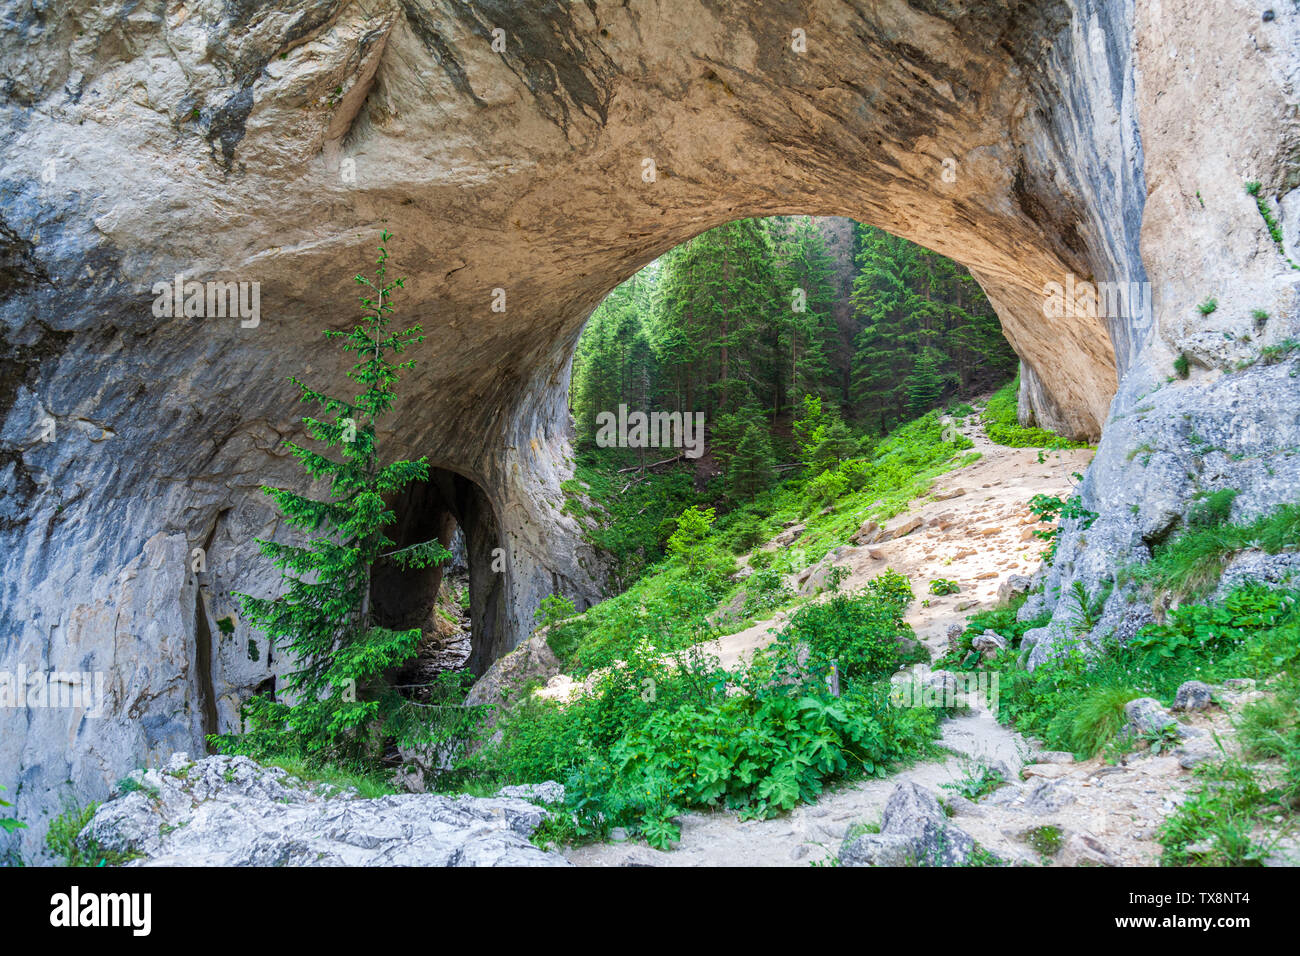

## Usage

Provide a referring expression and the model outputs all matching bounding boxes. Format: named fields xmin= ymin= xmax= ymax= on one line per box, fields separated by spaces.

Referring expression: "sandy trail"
xmin=702 ymin=414 xmax=1093 ymax=672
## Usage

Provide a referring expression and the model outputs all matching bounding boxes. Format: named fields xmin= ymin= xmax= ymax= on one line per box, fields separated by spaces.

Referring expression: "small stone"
xmin=1060 ymin=831 xmax=1112 ymax=866
xmin=971 ymin=629 xmax=1007 ymax=658
xmin=1021 ymin=763 xmax=1070 ymax=780
xmin=997 ymin=573 xmax=1033 ymax=604
xmin=945 ymin=623 xmax=965 ymax=655
xmin=1173 ymin=680 xmax=1213 ymax=712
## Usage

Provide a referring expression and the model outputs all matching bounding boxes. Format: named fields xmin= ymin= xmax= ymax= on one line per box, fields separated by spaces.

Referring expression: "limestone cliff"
xmin=0 ymin=0 xmax=1297 ymax=860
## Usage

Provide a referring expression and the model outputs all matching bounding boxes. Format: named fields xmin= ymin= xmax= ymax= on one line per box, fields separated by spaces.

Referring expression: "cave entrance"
xmin=369 ymin=468 xmax=507 ymax=680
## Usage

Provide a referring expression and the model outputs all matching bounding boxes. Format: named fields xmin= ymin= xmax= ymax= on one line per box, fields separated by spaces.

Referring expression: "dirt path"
xmin=702 ymin=413 xmax=1093 ymax=672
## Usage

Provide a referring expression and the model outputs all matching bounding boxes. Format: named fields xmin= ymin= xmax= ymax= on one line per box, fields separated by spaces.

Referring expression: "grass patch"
xmin=1130 ymin=500 xmax=1300 ymax=603
xmin=982 ymin=376 xmax=1089 ymax=449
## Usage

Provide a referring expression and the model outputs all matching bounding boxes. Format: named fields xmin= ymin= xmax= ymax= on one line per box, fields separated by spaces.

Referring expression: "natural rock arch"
xmin=1 ymin=0 xmax=1297 ymax=857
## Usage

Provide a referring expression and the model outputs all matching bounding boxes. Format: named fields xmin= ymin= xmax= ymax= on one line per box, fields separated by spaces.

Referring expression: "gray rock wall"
xmin=1 ymin=0 xmax=1297 ymax=860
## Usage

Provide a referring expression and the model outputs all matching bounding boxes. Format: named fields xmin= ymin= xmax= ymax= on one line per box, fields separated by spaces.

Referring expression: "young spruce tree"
xmin=213 ymin=231 xmax=450 ymax=769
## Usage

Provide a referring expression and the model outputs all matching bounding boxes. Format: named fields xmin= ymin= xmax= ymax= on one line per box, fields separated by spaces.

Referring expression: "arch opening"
xmin=370 ymin=467 xmax=507 ymax=681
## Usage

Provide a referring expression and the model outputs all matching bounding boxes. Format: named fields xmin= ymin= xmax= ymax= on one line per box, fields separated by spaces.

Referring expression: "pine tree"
xmin=727 ymin=422 xmax=776 ymax=500
xmin=213 ymin=231 xmax=450 ymax=768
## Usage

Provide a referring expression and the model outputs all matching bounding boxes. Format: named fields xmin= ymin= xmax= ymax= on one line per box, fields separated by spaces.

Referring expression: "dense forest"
xmin=569 ymin=216 xmax=1017 ymax=483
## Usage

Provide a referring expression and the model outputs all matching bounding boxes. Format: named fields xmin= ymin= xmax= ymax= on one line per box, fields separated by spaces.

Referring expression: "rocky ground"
xmin=77 ymin=754 xmax=569 ymax=867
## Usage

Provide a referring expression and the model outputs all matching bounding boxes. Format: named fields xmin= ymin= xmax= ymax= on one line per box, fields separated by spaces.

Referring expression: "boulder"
xmin=851 ymin=519 xmax=881 ymax=545
xmin=465 ymin=628 xmax=563 ymax=709
xmin=945 ymin=623 xmax=966 ymax=656
xmin=796 ymin=547 xmax=850 ymax=596
xmin=1124 ymin=697 xmax=1199 ymax=740
xmin=878 ymin=516 xmax=923 ymax=542
xmin=971 ymin=630 xmax=1007 ymax=658
xmin=1173 ymin=680 xmax=1214 ymax=712
xmin=839 ymin=782 xmax=983 ymax=867
xmin=997 ymin=574 xmax=1033 ymax=604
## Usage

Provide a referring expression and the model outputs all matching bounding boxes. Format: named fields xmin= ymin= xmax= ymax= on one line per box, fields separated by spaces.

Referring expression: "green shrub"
xmin=44 ymin=803 xmax=141 ymax=867
xmin=1060 ymin=683 xmax=1139 ymax=757
xmin=1188 ymin=488 xmax=1239 ymax=529
xmin=773 ymin=570 xmax=918 ymax=682
xmin=535 ymin=593 xmax=577 ymax=630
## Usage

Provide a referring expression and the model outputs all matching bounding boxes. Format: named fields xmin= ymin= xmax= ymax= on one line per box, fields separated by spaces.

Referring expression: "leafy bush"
xmin=1061 ymin=683 xmax=1140 ymax=757
xmin=929 ymin=578 xmax=960 ymax=596
xmin=566 ymin=679 xmax=940 ymax=849
xmin=803 ymin=468 xmax=849 ymax=512
xmin=1160 ymin=761 xmax=1273 ymax=866
xmin=773 ymin=570 xmax=918 ymax=682
xmin=1128 ymin=585 xmax=1295 ymax=670
xmin=535 ymin=593 xmax=577 ymax=629
xmin=666 ymin=505 xmax=716 ymax=570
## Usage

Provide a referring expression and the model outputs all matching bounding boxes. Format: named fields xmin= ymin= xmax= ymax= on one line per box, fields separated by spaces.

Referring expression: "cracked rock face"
xmin=1 ymin=0 xmax=1298 ymax=860
xmin=76 ymin=754 xmax=570 ymax=867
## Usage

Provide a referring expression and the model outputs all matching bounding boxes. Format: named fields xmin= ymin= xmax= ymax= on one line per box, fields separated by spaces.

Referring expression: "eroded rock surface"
xmin=76 ymin=754 xmax=569 ymax=867
xmin=1 ymin=0 xmax=1297 ymax=860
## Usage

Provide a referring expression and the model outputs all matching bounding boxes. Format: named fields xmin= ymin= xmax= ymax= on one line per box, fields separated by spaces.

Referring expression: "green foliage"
xmin=941 ymin=758 xmax=1006 ymax=801
xmin=772 ymin=570 xmax=919 ymax=682
xmin=1160 ymin=760 xmax=1274 ymax=866
xmin=1027 ymin=491 xmax=1097 ymax=564
xmin=982 ymin=376 xmax=1088 ymax=449
xmin=1132 ymin=500 xmax=1300 ymax=602
xmin=1245 ymin=180 xmax=1300 ymax=270
xmin=1197 ymin=297 xmax=1218 ymax=315
xmin=1025 ymin=825 xmax=1064 ymax=857
xmin=850 ymin=224 xmax=1015 ymax=431
xmin=45 ymin=803 xmax=141 ymax=867
xmin=467 ymin=569 xmax=940 ymax=850
xmin=563 ymin=677 xmax=939 ymax=850
xmin=1063 ymin=683 xmax=1139 ymax=757
xmin=1158 ymin=673 xmax=1300 ymax=866
xmin=1188 ymin=488 xmax=1239 ymax=529
xmin=990 ymin=579 xmax=1299 ymax=767
xmin=666 ymin=505 xmax=716 ymax=571
xmin=1173 ymin=353 xmax=1190 ymax=379
xmin=943 ymin=591 xmax=1051 ymax=667
xmin=1128 ymin=585 xmax=1295 ymax=670
xmin=0 ymin=785 xmax=24 ymax=835
xmin=210 ymin=231 xmax=451 ymax=771
xmin=565 ymin=459 xmax=704 ymax=587
xmin=727 ymin=421 xmax=777 ymax=500
xmin=929 ymin=578 xmax=960 ymax=596
xmin=1066 ymin=579 xmax=1112 ymax=636
xmin=535 ymin=593 xmax=577 ymax=630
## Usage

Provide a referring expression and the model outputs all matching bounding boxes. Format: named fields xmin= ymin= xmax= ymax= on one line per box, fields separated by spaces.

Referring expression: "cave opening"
xmin=370 ymin=467 xmax=507 ymax=685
